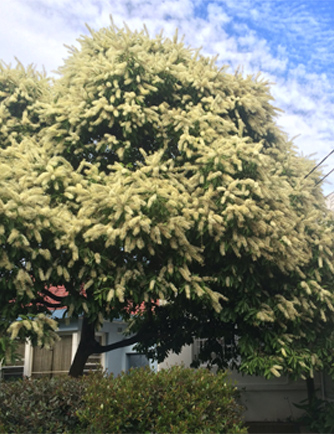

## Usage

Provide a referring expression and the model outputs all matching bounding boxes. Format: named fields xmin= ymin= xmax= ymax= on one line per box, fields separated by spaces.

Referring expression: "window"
xmin=192 ymin=338 xmax=207 ymax=362
xmin=127 ymin=353 xmax=149 ymax=370
xmin=192 ymin=337 xmax=236 ymax=368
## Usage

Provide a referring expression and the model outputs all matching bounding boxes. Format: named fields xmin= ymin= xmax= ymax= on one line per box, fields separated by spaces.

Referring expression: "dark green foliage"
xmin=0 ymin=366 xmax=246 ymax=434
xmin=78 ymin=366 xmax=246 ymax=433
xmin=295 ymin=397 xmax=334 ymax=433
xmin=0 ymin=375 xmax=85 ymax=433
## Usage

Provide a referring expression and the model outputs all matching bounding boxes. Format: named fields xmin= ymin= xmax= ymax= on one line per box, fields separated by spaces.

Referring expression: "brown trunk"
xmin=306 ymin=376 xmax=316 ymax=405
xmin=68 ymin=316 xmax=151 ymax=377
xmin=69 ymin=317 xmax=99 ymax=377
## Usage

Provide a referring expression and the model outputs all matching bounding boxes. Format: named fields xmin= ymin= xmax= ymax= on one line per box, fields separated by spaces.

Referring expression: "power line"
xmin=304 ymin=149 xmax=334 ymax=179
xmin=315 ymin=167 xmax=334 ymax=186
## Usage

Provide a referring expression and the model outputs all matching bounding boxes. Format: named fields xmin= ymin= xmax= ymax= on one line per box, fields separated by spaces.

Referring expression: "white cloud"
xmin=0 ymin=0 xmax=80 ymax=71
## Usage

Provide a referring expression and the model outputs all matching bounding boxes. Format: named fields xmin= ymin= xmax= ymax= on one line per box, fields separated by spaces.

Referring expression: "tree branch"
xmin=40 ymin=288 xmax=67 ymax=302
xmin=32 ymin=299 xmax=63 ymax=309
xmin=94 ymin=333 xmax=141 ymax=354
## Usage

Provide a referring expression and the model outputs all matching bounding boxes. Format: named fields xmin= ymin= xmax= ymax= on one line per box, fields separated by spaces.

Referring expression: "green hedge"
xmin=0 ymin=366 xmax=247 ymax=433
xmin=0 ymin=375 xmax=85 ymax=433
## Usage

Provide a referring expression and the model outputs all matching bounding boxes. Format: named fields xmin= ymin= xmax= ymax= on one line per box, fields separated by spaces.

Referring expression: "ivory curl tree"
xmin=1 ymin=21 xmax=334 ymax=379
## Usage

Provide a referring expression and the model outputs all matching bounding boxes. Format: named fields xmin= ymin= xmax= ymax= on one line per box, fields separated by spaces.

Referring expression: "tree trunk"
xmin=68 ymin=316 xmax=152 ymax=377
xmin=69 ymin=317 xmax=99 ymax=377
xmin=306 ymin=376 xmax=316 ymax=405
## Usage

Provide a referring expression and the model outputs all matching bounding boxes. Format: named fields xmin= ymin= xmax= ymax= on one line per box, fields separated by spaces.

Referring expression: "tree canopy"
xmin=1 ymin=21 xmax=334 ymax=379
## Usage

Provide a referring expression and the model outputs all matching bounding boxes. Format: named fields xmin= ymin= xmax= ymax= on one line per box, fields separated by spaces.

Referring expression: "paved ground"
xmin=246 ymin=422 xmax=305 ymax=433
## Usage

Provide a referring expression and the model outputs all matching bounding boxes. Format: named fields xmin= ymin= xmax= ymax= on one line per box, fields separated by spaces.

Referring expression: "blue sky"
xmin=1 ymin=0 xmax=333 ymax=193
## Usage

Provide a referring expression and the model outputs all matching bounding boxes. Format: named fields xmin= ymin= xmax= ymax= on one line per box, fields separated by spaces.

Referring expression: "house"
xmin=3 ymin=308 xmax=334 ymax=422
xmin=1 ymin=285 xmax=153 ymax=380
xmin=161 ymin=340 xmax=334 ymax=421
xmin=1 ymin=314 xmax=152 ymax=380
xmin=326 ymin=191 xmax=334 ymax=210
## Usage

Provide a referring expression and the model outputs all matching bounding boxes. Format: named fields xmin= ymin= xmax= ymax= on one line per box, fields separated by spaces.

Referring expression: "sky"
xmin=1 ymin=0 xmax=333 ymax=194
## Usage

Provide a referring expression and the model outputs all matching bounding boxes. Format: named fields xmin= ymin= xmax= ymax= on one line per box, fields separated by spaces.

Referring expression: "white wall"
xmin=157 ymin=344 xmax=193 ymax=370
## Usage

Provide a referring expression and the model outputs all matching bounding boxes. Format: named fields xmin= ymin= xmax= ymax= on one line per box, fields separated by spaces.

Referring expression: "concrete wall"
xmin=228 ymin=371 xmax=320 ymax=421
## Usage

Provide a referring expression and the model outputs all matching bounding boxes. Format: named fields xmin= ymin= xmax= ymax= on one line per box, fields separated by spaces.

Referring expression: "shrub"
xmin=78 ymin=366 xmax=247 ymax=433
xmin=0 ymin=366 xmax=246 ymax=433
xmin=0 ymin=375 xmax=85 ymax=433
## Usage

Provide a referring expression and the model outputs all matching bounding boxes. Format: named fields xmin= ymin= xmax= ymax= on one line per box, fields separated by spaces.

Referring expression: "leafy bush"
xmin=0 ymin=375 xmax=85 ymax=433
xmin=0 ymin=367 xmax=246 ymax=433
xmin=296 ymin=397 xmax=334 ymax=433
xmin=78 ymin=366 xmax=247 ymax=433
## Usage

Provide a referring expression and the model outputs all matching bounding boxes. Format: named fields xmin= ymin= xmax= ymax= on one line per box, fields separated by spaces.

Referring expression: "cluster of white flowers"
xmin=1 ymin=21 xmax=334 ymax=375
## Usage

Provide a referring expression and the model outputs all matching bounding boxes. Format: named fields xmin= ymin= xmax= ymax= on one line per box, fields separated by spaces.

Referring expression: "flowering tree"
xmin=1 ymin=21 xmax=334 ymax=382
